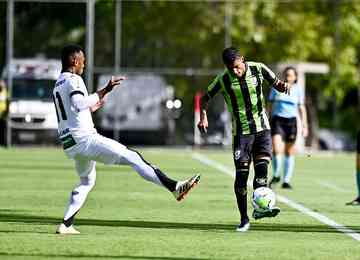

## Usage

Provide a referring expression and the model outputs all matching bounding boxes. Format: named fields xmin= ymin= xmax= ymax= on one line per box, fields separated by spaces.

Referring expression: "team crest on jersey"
xmin=234 ymin=150 xmax=241 ymax=160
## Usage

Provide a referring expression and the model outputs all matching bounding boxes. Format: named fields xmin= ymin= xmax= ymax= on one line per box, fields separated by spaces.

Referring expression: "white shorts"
xmin=65 ymin=133 xmax=133 ymax=178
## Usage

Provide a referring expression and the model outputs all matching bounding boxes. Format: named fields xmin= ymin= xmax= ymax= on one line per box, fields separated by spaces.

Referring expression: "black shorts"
xmin=357 ymin=131 xmax=360 ymax=153
xmin=233 ymin=130 xmax=272 ymax=163
xmin=271 ymin=116 xmax=297 ymax=143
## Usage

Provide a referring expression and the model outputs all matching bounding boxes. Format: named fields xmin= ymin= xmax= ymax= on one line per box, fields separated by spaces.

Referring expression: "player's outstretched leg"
xmin=57 ymin=161 xmax=96 ymax=234
xmin=124 ymin=148 xmax=200 ymax=201
xmin=234 ymin=161 xmax=250 ymax=232
xmin=85 ymin=135 xmax=200 ymax=201
xmin=252 ymin=158 xmax=280 ymax=220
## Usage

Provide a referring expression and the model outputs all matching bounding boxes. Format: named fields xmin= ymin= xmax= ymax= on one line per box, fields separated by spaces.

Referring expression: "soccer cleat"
xmin=236 ymin=219 xmax=250 ymax=232
xmin=269 ymin=177 xmax=280 ymax=188
xmin=173 ymin=174 xmax=200 ymax=201
xmin=56 ymin=223 xmax=80 ymax=235
xmin=282 ymin=182 xmax=293 ymax=189
xmin=346 ymin=197 xmax=360 ymax=206
xmin=252 ymin=207 xmax=281 ymax=220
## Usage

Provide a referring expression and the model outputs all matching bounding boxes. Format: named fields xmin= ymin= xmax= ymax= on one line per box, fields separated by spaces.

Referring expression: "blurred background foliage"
xmin=0 ymin=0 xmax=359 ymax=140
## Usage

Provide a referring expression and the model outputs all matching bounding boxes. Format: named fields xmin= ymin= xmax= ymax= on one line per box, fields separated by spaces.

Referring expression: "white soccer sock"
xmin=64 ymin=170 xmax=96 ymax=221
xmin=272 ymin=154 xmax=282 ymax=178
xmin=122 ymin=149 xmax=163 ymax=187
xmin=284 ymin=155 xmax=295 ymax=184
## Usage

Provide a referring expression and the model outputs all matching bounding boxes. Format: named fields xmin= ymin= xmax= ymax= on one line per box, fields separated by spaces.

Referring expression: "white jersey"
xmin=53 ymin=72 xmax=97 ymax=142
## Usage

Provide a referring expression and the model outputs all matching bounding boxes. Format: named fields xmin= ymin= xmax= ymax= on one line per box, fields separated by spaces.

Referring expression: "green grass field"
xmin=0 ymin=147 xmax=359 ymax=260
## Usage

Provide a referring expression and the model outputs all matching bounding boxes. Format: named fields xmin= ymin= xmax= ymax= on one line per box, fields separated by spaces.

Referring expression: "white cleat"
xmin=56 ymin=223 xmax=80 ymax=235
xmin=172 ymin=174 xmax=200 ymax=201
xmin=236 ymin=220 xmax=250 ymax=232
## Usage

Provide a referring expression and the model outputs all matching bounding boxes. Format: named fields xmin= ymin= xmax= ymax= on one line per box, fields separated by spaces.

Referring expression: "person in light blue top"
xmin=268 ymin=67 xmax=308 ymax=189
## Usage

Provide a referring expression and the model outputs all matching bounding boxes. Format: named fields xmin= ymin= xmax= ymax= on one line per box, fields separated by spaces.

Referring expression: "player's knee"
xmin=285 ymin=145 xmax=296 ymax=156
xmin=254 ymin=154 xmax=271 ymax=163
xmin=123 ymin=149 xmax=144 ymax=166
xmin=234 ymin=159 xmax=250 ymax=172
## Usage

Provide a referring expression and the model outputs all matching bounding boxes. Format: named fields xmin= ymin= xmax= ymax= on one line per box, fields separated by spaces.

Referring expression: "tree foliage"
xmin=0 ymin=0 xmax=359 ymax=135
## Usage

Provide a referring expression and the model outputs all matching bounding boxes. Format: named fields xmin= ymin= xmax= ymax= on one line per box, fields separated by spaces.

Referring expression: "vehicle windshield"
xmin=11 ymin=79 xmax=55 ymax=101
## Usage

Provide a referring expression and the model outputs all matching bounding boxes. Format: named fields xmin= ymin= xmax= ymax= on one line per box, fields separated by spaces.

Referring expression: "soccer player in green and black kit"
xmin=198 ymin=47 xmax=290 ymax=232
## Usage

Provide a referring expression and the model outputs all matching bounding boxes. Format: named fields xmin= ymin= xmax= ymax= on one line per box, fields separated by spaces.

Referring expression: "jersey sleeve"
xmin=68 ymin=75 xmax=88 ymax=98
xmin=206 ymin=75 xmax=222 ymax=99
xmin=68 ymin=75 xmax=98 ymax=111
xmin=71 ymin=93 xmax=100 ymax=111
xmin=260 ymin=63 xmax=277 ymax=85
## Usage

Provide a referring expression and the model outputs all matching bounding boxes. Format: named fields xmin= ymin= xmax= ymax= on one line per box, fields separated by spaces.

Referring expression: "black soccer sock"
xmin=234 ymin=162 xmax=250 ymax=222
xmin=154 ymin=168 xmax=177 ymax=192
xmin=253 ymin=159 xmax=269 ymax=189
xmin=63 ymin=211 xmax=78 ymax=227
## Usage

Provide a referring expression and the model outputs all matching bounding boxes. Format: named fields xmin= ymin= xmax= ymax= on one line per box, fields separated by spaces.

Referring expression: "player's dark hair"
xmin=61 ymin=44 xmax=84 ymax=71
xmin=283 ymin=66 xmax=298 ymax=83
xmin=222 ymin=47 xmax=242 ymax=66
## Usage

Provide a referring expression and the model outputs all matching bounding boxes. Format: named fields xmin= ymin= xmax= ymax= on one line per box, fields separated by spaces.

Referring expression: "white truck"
xmin=2 ymin=58 xmax=61 ymax=144
xmin=97 ymin=74 xmax=179 ymax=144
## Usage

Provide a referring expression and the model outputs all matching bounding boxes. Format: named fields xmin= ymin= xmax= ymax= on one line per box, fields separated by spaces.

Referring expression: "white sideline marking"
xmin=317 ymin=181 xmax=350 ymax=193
xmin=192 ymin=152 xmax=360 ymax=242
xmin=192 ymin=153 xmax=234 ymax=178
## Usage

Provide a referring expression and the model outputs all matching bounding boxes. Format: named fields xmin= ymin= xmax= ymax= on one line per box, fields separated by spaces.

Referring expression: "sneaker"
xmin=282 ymin=182 xmax=293 ymax=189
xmin=252 ymin=207 xmax=281 ymax=220
xmin=236 ymin=219 xmax=250 ymax=232
xmin=172 ymin=174 xmax=200 ymax=201
xmin=346 ymin=197 xmax=360 ymax=206
xmin=56 ymin=223 xmax=80 ymax=234
xmin=269 ymin=177 xmax=280 ymax=188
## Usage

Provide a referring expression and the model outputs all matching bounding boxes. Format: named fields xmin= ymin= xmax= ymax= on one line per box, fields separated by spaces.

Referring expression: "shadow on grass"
xmin=0 ymin=252 xmax=208 ymax=260
xmin=0 ymin=211 xmax=360 ymax=234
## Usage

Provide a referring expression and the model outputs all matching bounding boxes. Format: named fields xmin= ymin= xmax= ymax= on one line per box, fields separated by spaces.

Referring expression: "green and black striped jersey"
xmin=206 ymin=61 xmax=278 ymax=135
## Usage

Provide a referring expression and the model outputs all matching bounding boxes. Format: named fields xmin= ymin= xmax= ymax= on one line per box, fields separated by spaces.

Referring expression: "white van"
xmin=2 ymin=58 xmax=61 ymax=144
xmin=97 ymin=74 xmax=178 ymax=144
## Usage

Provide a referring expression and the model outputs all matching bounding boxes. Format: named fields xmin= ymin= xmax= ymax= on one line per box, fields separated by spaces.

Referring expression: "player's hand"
xmin=197 ymin=119 xmax=208 ymax=134
xmin=302 ymin=126 xmax=309 ymax=138
xmin=98 ymin=76 xmax=126 ymax=99
xmin=106 ymin=76 xmax=126 ymax=92
xmin=274 ymin=80 xmax=291 ymax=95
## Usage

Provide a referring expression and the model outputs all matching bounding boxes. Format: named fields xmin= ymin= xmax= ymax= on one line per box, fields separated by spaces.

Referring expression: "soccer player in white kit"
xmin=54 ymin=45 xmax=200 ymax=234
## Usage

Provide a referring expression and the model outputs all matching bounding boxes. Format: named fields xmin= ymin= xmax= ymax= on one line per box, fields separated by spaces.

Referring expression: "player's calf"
xmin=253 ymin=158 xmax=270 ymax=189
xmin=234 ymin=161 xmax=250 ymax=230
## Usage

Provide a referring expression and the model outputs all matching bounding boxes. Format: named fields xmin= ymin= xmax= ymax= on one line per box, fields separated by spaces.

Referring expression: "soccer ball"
xmin=252 ymin=187 xmax=276 ymax=211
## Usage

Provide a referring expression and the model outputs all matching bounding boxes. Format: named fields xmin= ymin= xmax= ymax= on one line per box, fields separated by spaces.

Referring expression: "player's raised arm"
xmin=71 ymin=76 xmax=125 ymax=113
xmin=97 ymin=76 xmax=126 ymax=99
xmin=89 ymin=76 xmax=126 ymax=112
xmin=260 ymin=63 xmax=291 ymax=94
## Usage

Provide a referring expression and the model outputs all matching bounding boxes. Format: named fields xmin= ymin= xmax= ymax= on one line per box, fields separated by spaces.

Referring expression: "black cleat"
xmin=269 ymin=177 xmax=280 ymax=188
xmin=346 ymin=197 xmax=360 ymax=206
xmin=282 ymin=182 xmax=293 ymax=189
xmin=252 ymin=207 xmax=281 ymax=220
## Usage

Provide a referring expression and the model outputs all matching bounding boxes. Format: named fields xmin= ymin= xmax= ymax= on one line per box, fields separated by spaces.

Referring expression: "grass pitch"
xmin=0 ymin=147 xmax=359 ymax=260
